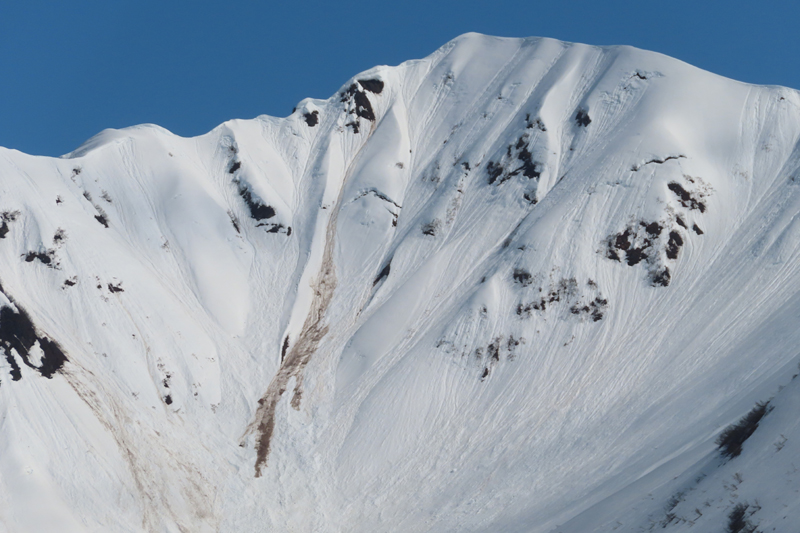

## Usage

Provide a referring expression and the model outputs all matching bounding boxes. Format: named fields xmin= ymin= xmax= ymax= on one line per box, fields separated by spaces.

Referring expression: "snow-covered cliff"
xmin=2 ymin=33 xmax=800 ymax=532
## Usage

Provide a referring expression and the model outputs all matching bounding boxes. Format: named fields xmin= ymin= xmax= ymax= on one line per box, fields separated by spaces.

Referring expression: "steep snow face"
xmin=1 ymin=33 xmax=800 ymax=532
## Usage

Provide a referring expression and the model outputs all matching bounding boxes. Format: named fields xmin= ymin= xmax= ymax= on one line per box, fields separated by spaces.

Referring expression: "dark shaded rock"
xmin=373 ymin=260 xmax=391 ymax=286
xmin=303 ymin=111 xmax=319 ymax=127
xmin=0 ymin=289 xmax=68 ymax=381
xmin=358 ymin=79 xmax=384 ymax=94
xmin=353 ymin=91 xmax=375 ymax=121
xmin=486 ymin=161 xmax=503 ymax=184
xmin=512 ymin=268 xmax=532 ymax=287
xmin=53 ymin=228 xmax=66 ymax=244
xmin=575 ymin=109 xmax=591 ymax=127
xmin=37 ymin=337 xmax=68 ymax=379
xmin=642 ymin=221 xmax=662 ymax=237
xmin=668 ymin=181 xmax=706 ymax=212
xmin=650 ymin=267 xmax=671 ymax=287
xmin=717 ymin=401 xmax=771 ymax=459
xmin=235 ymin=181 xmax=276 ymax=221
xmin=666 ymin=231 xmax=683 ymax=260
xmin=107 ymin=282 xmax=124 ymax=293
xmin=281 ymin=337 xmax=289 ymax=362
xmin=0 ymin=211 xmax=20 ymax=239
xmin=24 ymin=251 xmax=52 ymax=265
xmin=422 ymin=220 xmax=440 ymax=236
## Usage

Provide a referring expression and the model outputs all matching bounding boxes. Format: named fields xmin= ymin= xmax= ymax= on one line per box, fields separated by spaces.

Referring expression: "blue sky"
xmin=2 ymin=0 xmax=799 ymax=156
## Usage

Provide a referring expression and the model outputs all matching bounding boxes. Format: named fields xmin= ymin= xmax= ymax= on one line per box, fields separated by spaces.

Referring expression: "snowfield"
xmin=1 ymin=33 xmax=800 ymax=532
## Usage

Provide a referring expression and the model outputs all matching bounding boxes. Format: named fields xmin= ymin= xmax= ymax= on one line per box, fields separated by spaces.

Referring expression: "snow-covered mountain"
xmin=2 ymin=32 xmax=800 ymax=532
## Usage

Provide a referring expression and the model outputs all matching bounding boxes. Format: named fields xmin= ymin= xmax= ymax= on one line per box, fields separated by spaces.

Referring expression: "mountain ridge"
xmin=1 ymin=33 xmax=800 ymax=532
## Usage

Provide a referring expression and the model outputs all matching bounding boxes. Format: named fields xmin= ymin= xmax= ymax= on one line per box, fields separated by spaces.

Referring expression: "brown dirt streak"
xmin=248 ymin=105 xmax=381 ymax=477
xmin=250 ymin=195 xmax=339 ymax=477
xmin=255 ymin=229 xmax=336 ymax=477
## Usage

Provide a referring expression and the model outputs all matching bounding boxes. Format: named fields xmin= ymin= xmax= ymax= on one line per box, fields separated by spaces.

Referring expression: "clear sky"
xmin=2 ymin=0 xmax=799 ymax=156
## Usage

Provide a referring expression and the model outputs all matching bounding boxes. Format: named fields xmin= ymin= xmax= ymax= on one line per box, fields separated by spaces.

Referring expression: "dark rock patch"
xmin=486 ymin=161 xmax=503 ymax=185
xmin=607 ymin=227 xmax=651 ymax=266
xmin=668 ymin=181 xmax=706 ymax=212
xmin=717 ymin=401 xmax=771 ymax=459
xmin=353 ymin=188 xmax=402 ymax=210
xmin=281 ymin=337 xmax=289 ymax=363
xmin=0 ymin=211 xmax=20 ymax=239
xmin=340 ymin=83 xmax=359 ymax=102
xmin=82 ymin=193 xmax=110 ymax=227
xmin=164 ymin=395 xmax=173 ymax=405
xmin=666 ymin=231 xmax=683 ymax=260
xmin=605 ymin=218 xmax=693 ymax=287
xmin=456 ymin=333 xmax=528 ymax=379
xmin=692 ymin=224 xmax=704 ymax=235
xmin=37 ymin=337 xmax=68 ymax=379
xmin=94 ymin=214 xmax=109 ymax=228
xmin=229 ymin=161 xmax=242 ymax=174
xmin=340 ymin=82 xmax=378 ymax=131
xmin=642 ymin=221 xmax=662 ymax=237
xmin=515 ymin=146 xmax=540 ymax=180
xmin=0 ymin=287 xmax=68 ymax=381
xmin=519 ymin=278 xmax=579 ymax=313
xmin=650 ymin=267 xmax=671 ymax=287
xmin=358 ymin=79 xmax=384 ymax=94
xmin=228 ymin=211 xmax=241 ymax=234
xmin=630 ymin=155 xmax=685 ymax=172
xmin=516 ymin=302 xmax=534 ymax=318
xmin=373 ymin=260 xmax=391 ymax=286
xmin=303 ymin=110 xmax=319 ymax=127
xmin=512 ymin=268 xmax=532 ymax=287
xmin=487 ymin=132 xmax=541 ymax=185
xmin=570 ymin=296 xmax=609 ymax=322
xmin=422 ymin=220 xmax=440 ymax=236
xmin=575 ymin=109 xmax=591 ymax=127
xmin=24 ymin=250 xmax=55 ymax=266
xmin=487 ymin=338 xmax=501 ymax=363
xmin=107 ymin=282 xmax=124 ymax=293
xmin=525 ymin=113 xmax=546 ymax=131
xmin=353 ymin=91 xmax=375 ymax=121
xmin=235 ymin=180 xmax=276 ymax=221
xmin=257 ymin=222 xmax=291 ymax=235
xmin=726 ymin=502 xmax=758 ymax=533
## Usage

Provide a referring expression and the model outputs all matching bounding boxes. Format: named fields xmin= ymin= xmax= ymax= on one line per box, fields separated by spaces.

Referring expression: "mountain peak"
xmin=1 ymin=34 xmax=800 ymax=532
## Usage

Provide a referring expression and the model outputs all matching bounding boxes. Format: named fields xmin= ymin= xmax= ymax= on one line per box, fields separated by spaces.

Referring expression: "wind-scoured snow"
xmin=2 ymin=33 xmax=800 ymax=532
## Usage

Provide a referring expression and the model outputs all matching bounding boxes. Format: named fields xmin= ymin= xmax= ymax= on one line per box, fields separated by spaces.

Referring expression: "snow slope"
xmin=1 ymin=33 xmax=800 ymax=532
